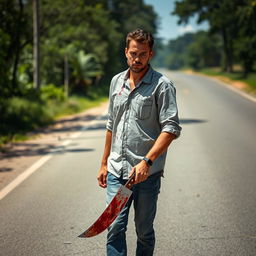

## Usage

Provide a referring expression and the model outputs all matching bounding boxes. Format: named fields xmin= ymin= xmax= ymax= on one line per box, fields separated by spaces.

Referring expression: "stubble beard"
xmin=129 ymin=61 xmax=149 ymax=74
xmin=130 ymin=66 xmax=147 ymax=73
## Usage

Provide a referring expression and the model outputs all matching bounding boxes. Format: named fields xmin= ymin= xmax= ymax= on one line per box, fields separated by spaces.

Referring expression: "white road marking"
xmin=0 ymin=154 xmax=52 ymax=200
xmin=192 ymin=72 xmax=256 ymax=103
xmin=216 ymin=80 xmax=256 ymax=103
xmin=0 ymin=110 xmax=108 ymax=200
xmin=61 ymin=139 xmax=72 ymax=146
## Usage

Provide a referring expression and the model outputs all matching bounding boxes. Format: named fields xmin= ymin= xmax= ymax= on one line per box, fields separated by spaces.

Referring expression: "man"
xmin=97 ymin=29 xmax=181 ymax=256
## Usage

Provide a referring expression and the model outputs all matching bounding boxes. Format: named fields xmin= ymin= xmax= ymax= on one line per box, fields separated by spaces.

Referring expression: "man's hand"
xmin=97 ymin=165 xmax=108 ymax=188
xmin=130 ymin=160 xmax=150 ymax=184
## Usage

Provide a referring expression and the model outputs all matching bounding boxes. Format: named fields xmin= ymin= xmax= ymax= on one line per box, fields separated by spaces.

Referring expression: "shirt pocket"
xmin=113 ymin=94 xmax=125 ymax=116
xmin=134 ymin=97 xmax=153 ymax=120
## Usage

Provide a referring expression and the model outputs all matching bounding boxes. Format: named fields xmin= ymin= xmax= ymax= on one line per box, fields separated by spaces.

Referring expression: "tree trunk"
xmin=33 ymin=0 xmax=40 ymax=90
xmin=11 ymin=0 xmax=24 ymax=94
xmin=243 ymin=58 xmax=253 ymax=77
xmin=221 ymin=28 xmax=233 ymax=73
xmin=64 ymin=54 xmax=69 ymax=97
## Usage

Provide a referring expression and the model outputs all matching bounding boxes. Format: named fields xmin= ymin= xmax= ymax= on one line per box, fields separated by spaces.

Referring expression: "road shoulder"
xmin=184 ymin=70 xmax=256 ymax=103
xmin=0 ymin=101 xmax=108 ymax=193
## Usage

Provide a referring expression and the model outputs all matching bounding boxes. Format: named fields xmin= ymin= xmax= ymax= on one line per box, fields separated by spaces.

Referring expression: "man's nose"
xmin=134 ymin=56 xmax=140 ymax=62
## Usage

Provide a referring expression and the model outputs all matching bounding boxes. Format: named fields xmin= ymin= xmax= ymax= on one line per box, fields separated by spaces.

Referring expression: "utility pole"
xmin=64 ymin=54 xmax=69 ymax=98
xmin=33 ymin=0 xmax=40 ymax=90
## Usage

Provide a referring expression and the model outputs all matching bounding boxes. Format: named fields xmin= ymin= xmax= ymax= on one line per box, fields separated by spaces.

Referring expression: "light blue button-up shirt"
xmin=106 ymin=66 xmax=181 ymax=179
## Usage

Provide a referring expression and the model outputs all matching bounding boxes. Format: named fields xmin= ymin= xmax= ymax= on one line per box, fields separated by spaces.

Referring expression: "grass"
xmin=50 ymin=94 xmax=108 ymax=119
xmin=0 ymin=90 xmax=108 ymax=149
xmin=194 ymin=67 xmax=256 ymax=94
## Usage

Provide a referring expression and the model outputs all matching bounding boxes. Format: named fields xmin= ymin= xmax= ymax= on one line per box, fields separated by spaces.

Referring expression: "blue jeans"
xmin=106 ymin=172 xmax=161 ymax=256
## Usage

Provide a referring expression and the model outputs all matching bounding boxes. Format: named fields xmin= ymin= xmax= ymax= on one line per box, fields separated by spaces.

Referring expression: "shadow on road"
xmin=33 ymin=115 xmax=108 ymax=135
xmin=1 ymin=145 xmax=95 ymax=160
xmin=0 ymin=115 xmax=107 ymax=162
xmin=0 ymin=168 xmax=12 ymax=173
xmin=85 ymin=124 xmax=107 ymax=131
xmin=52 ymin=148 xmax=95 ymax=154
xmin=180 ymin=118 xmax=207 ymax=125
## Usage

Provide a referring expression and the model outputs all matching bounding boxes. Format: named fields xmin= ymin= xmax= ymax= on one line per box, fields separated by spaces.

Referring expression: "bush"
xmin=40 ymin=84 xmax=66 ymax=102
xmin=0 ymin=83 xmax=108 ymax=146
xmin=1 ymin=97 xmax=52 ymax=135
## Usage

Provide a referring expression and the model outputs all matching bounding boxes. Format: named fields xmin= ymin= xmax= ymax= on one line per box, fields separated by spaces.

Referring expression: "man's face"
xmin=125 ymin=39 xmax=153 ymax=73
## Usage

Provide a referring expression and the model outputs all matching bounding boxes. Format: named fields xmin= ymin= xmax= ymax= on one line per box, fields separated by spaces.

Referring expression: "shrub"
xmin=1 ymin=97 xmax=52 ymax=135
xmin=40 ymin=84 xmax=66 ymax=102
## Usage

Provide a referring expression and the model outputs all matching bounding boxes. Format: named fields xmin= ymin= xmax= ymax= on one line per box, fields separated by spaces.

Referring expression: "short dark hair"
xmin=126 ymin=29 xmax=154 ymax=50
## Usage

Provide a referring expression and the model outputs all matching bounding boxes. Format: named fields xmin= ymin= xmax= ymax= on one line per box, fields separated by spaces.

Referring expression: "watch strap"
xmin=143 ymin=157 xmax=153 ymax=166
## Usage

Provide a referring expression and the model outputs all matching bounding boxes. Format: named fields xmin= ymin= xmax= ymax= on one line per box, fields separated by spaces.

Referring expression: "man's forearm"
xmin=145 ymin=132 xmax=176 ymax=162
xmin=131 ymin=132 xmax=176 ymax=183
xmin=101 ymin=129 xmax=112 ymax=166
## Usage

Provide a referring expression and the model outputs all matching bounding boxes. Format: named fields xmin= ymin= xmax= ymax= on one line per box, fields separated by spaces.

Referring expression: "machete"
xmin=78 ymin=172 xmax=136 ymax=238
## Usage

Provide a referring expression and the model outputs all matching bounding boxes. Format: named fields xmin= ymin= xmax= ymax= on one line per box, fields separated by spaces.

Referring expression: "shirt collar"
xmin=141 ymin=65 xmax=153 ymax=84
xmin=122 ymin=65 xmax=153 ymax=85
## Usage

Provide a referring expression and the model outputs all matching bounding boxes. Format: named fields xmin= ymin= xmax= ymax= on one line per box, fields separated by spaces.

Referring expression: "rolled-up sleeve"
xmin=106 ymin=76 xmax=118 ymax=131
xmin=157 ymin=81 xmax=182 ymax=138
xmin=106 ymin=84 xmax=114 ymax=131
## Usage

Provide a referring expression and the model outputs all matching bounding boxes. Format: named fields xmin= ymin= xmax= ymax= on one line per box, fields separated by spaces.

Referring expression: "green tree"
xmin=151 ymin=38 xmax=169 ymax=68
xmin=71 ymin=51 xmax=103 ymax=92
xmin=39 ymin=0 xmax=121 ymax=90
xmin=165 ymin=33 xmax=195 ymax=70
xmin=0 ymin=0 xmax=31 ymax=96
xmin=186 ymin=32 xmax=222 ymax=69
xmin=173 ymin=0 xmax=236 ymax=72
xmin=234 ymin=1 xmax=256 ymax=75
xmin=109 ymin=0 xmax=158 ymax=68
xmin=0 ymin=0 xmax=158 ymax=99
xmin=173 ymin=0 xmax=256 ymax=74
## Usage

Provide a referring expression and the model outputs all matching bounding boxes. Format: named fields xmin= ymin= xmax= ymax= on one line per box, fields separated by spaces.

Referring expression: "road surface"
xmin=0 ymin=70 xmax=256 ymax=256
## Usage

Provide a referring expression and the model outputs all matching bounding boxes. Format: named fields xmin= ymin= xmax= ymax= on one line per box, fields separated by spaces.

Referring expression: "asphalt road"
xmin=0 ymin=70 xmax=256 ymax=256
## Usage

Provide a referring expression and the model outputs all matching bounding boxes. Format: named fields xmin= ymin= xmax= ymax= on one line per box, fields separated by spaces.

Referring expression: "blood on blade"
xmin=81 ymin=188 xmax=130 ymax=237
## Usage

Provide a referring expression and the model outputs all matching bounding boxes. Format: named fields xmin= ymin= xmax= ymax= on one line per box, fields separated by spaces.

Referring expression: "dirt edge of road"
xmin=0 ymin=101 xmax=108 ymax=192
xmin=185 ymin=70 xmax=256 ymax=99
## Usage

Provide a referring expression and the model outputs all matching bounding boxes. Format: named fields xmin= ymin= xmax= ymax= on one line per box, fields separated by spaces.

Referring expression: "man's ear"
xmin=149 ymin=50 xmax=154 ymax=60
xmin=125 ymin=48 xmax=128 ymax=57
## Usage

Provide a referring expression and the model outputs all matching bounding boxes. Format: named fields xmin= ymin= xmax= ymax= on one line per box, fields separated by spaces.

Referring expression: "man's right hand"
xmin=97 ymin=165 xmax=108 ymax=188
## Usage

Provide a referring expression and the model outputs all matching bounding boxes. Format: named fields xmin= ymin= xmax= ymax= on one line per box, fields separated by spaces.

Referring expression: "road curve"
xmin=0 ymin=70 xmax=256 ymax=256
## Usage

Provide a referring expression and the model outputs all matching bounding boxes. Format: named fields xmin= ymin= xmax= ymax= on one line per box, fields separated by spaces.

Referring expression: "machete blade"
xmin=78 ymin=173 xmax=135 ymax=238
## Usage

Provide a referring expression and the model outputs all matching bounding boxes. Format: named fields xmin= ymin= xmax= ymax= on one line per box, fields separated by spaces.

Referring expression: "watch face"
xmin=143 ymin=157 xmax=153 ymax=166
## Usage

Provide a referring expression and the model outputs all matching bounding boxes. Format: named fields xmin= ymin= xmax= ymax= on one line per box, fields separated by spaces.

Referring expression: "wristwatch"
xmin=143 ymin=157 xmax=153 ymax=166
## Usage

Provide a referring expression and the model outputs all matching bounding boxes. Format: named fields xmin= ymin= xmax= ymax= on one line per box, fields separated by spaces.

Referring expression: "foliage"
xmin=71 ymin=51 xmax=103 ymax=92
xmin=165 ymin=33 xmax=195 ymax=70
xmin=39 ymin=0 xmax=122 ymax=88
xmin=0 ymin=85 xmax=108 ymax=146
xmin=160 ymin=31 xmax=222 ymax=70
xmin=109 ymin=0 xmax=158 ymax=68
xmin=0 ymin=97 xmax=50 ymax=136
xmin=0 ymin=0 xmax=31 ymax=96
xmin=186 ymin=32 xmax=222 ymax=69
xmin=173 ymin=0 xmax=256 ymax=74
xmin=0 ymin=0 xmax=158 ymax=144
xmin=40 ymin=84 xmax=66 ymax=102
xmin=0 ymin=0 xmax=158 ymax=97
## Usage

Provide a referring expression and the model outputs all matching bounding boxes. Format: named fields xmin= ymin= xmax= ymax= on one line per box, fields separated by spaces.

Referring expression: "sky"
xmin=144 ymin=0 xmax=209 ymax=42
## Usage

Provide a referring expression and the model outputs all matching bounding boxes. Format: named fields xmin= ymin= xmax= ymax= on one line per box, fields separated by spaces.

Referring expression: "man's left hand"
xmin=130 ymin=160 xmax=150 ymax=184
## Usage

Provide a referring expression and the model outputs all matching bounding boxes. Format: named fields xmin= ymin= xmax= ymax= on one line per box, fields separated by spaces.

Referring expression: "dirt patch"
xmin=213 ymin=76 xmax=248 ymax=90
xmin=184 ymin=70 xmax=252 ymax=94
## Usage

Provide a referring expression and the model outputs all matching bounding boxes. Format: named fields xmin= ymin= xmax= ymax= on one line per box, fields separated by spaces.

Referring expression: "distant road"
xmin=0 ymin=70 xmax=256 ymax=256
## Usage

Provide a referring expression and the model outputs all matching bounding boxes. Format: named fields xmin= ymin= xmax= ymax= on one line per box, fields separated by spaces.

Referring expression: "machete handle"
xmin=125 ymin=172 xmax=136 ymax=189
